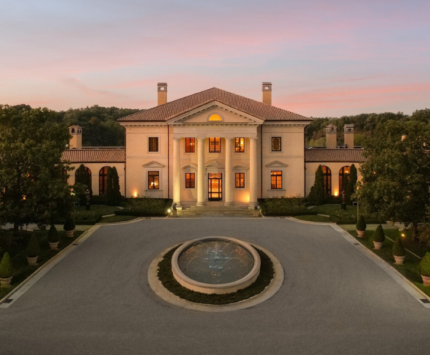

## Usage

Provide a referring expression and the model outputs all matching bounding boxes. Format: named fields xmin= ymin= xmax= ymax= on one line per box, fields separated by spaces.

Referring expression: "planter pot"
xmin=357 ymin=230 xmax=365 ymax=238
xmin=49 ymin=241 xmax=59 ymax=250
xmin=373 ymin=241 xmax=383 ymax=250
xmin=393 ymin=255 xmax=405 ymax=265
xmin=27 ymin=256 xmax=38 ymax=266
xmin=65 ymin=230 xmax=75 ymax=238
xmin=421 ymin=275 xmax=430 ymax=287
xmin=0 ymin=276 xmax=12 ymax=288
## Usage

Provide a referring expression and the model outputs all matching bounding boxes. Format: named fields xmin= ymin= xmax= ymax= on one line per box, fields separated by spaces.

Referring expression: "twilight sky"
xmin=1 ymin=0 xmax=429 ymax=117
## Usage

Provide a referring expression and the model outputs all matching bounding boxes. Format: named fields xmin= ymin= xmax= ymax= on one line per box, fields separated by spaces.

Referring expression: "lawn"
xmin=294 ymin=215 xmax=332 ymax=223
xmin=99 ymin=215 xmax=137 ymax=224
xmin=75 ymin=205 xmax=120 ymax=216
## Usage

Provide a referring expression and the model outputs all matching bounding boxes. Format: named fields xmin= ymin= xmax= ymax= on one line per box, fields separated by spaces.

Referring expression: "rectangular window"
xmin=185 ymin=173 xmax=195 ymax=188
xmin=235 ymin=138 xmax=245 ymax=153
xmin=271 ymin=171 xmax=282 ymax=189
xmin=148 ymin=137 xmax=159 ymax=152
xmin=148 ymin=171 xmax=159 ymax=189
xmin=185 ymin=138 xmax=195 ymax=153
xmin=235 ymin=173 xmax=245 ymax=188
xmin=209 ymin=137 xmax=221 ymax=153
xmin=271 ymin=137 xmax=282 ymax=151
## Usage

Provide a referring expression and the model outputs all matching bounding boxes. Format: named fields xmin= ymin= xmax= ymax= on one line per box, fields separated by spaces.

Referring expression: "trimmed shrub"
xmin=26 ymin=234 xmax=41 ymax=258
xmin=419 ymin=252 xmax=430 ymax=277
xmin=64 ymin=217 xmax=75 ymax=231
xmin=106 ymin=167 xmax=122 ymax=206
xmin=257 ymin=198 xmax=308 ymax=216
xmin=308 ymin=165 xmax=326 ymax=205
xmin=0 ymin=252 xmax=13 ymax=278
xmin=47 ymin=225 xmax=59 ymax=243
xmin=356 ymin=215 xmax=366 ymax=231
xmin=392 ymin=237 xmax=406 ymax=256
xmin=372 ymin=225 xmax=385 ymax=243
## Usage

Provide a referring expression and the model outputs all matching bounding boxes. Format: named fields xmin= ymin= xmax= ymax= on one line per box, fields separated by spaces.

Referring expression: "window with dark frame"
xmin=271 ymin=171 xmax=282 ymax=189
xmin=185 ymin=138 xmax=195 ymax=153
xmin=321 ymin=166 xmax=332 ymax=195
xmin=148 ymin=137 xmax=159 ymax=152
xmin=209 ymin=137 xmax=221 ymax=153
xmin=185 ymin=173 xmax=195 ymax=188
xmin=271 ymin=137 xmax=282 ymax=151
xmin=235 ymin=173 xmax=245 ymax=188
xmin=235 ymin=137 xmax=245 ymax=153
xmin=148 ymin=171 xmax=159 ymax=189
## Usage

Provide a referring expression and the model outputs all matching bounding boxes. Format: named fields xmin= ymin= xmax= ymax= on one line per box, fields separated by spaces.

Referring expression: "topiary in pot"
xmin=0 ymin=252 xmax=13 ymax=287
xmin=356 ymin=215 xmax=366 ymax=237
xmin=392 ymin=237 xmax=406 ymax=265
xmin=419 ymin=252 xmax=430 ymax=286
xmin=64 ymin=217 xmax=75 ymax=238
xmin=47 ymin=225 xmax=59 ymax=250
xmin=372 ymin=225 xmax=385 ymax=249
xmin=26 ymin=234 xmax=41 ymax=265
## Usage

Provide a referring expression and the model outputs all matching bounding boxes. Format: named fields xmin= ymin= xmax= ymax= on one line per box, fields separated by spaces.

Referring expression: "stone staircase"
xmin=177 ymin=204 xmax=257 ymax=218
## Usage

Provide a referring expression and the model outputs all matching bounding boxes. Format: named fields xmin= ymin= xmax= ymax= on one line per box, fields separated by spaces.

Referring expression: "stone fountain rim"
xmin=171 ymin=236 xmax=261 ymax=292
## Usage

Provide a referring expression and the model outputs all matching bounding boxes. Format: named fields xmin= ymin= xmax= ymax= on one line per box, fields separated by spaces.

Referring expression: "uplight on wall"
xmin=334 ymin=190 xmax=339 ymax=197
xmin=133 ymin=191 xmax=138 ymax=198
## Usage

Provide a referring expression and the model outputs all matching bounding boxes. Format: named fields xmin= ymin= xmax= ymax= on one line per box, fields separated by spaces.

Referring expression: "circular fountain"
xmin=171 ymin=237 xmax=261 ymax=294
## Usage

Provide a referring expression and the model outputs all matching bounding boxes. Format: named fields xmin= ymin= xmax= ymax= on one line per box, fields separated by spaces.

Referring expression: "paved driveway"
xmin=1 ymin=218 xmax=429 ymax=355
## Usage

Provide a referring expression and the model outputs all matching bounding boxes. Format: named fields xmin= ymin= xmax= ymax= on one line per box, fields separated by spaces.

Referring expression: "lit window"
xmin=209 ymin=138 xmax=221 ymax=153
xmin=321 ymin=166 xmax=332 ymax=195
xmin=148 ymin=171 xmax=159 ymax=189
xmin=235 ymin=173 xmax=245 ymax=188
xmin=185 ymin=173 xmax=195 ymax=188
xmin=235 ymin=138 xmax=245 ymax=153
xmin=272 ymin=137 xmax=282 ymax=151
xmin=339 ymin=166 xmax=351 ymax=193
xmin=185 ymin=138 xmax=195 ymax=153
xmin=271 ymin=171 xmax=282 ymax=189
xmin=208 ymin=114 xmax=222 ymax=121
xmin=149 ymin=137 xmax=159 ymax=152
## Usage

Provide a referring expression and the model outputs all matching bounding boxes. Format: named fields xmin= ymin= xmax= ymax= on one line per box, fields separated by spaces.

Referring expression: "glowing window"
xmin=148 ymin=171 xmax=159 ymax=190
xmin=208 ymin=114 xmax=222 ymax=121
xmin=235 ymin=138 xmax=245 ymax=153
xmin=271 ymin=171 xmax=282 ymax=189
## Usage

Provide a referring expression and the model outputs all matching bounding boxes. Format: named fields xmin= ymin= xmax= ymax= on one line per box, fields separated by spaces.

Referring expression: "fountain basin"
xmin=172 ymin=237 xmax=261 ymax=294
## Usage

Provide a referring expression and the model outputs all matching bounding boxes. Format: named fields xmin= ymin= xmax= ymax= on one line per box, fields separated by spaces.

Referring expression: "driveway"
xmin=1 ymin=218 xmax=429 ymax=355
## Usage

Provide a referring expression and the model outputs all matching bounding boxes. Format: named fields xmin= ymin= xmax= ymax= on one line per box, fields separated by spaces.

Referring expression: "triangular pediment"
xmin=182 ymin=163 xmax=197 ymax=170
xmin=233 ymin=165 xmax=249 ymax=171
xmin=142 ymin=161 xmax=165 ymax=168
xmin=205 ymin=159 xmax=224 ymax=169
xmin=265 ymin=160 xmax=288 ymax=168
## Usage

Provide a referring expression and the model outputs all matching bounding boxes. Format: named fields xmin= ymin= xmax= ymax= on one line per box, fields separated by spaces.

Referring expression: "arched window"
xmin=75 ymin=166 xmax=92 ymax=191
xmin=208 ymin=113 xmax=222 ymax=121
xmin=99 ymin=166 xmax=110 ymax=196
xmin=321 ymin=166 xmax=332 ymax=195
xmin=339 ymin=166 xmax=351 ymax=193
xmin=71 ymin=128 xmax=75 ymax=133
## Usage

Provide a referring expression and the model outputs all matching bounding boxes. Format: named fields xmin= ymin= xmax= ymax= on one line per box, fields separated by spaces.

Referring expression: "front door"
xmin=208 ymin=173 xmax=222 ymax=201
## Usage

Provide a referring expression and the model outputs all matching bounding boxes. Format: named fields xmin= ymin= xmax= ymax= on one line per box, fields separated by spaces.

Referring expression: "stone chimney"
xmin=326 ymin=124 xmax=337 ymax=149
xmin=157 ymin=83 xmax=167 ymax=105
xmin=69 ymin=125 xmax=82 ymax=149
xmin=262 ymin=82 xmax=272 ymax=105
xmin=344 ymin=124 xmax=354 ymax=149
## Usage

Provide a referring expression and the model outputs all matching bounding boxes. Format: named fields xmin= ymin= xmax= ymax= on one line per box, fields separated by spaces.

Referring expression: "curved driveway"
xmin=1 ymin=218 xmax=430 ymax=355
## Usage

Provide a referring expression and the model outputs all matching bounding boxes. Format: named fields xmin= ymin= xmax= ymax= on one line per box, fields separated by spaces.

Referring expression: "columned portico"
xmin=249 ymin=137 xmax=258 ymax=209
xmin=196 ymin=137 xmax=206 ymax=206
xmin=173 ymin=138 xmax=182 ymax=209
xmin=224 ymin=138 xmax=233 ymax=206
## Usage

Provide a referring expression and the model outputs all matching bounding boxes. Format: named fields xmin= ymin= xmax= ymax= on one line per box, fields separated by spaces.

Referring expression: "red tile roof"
xmin=62 ymin=149 xmax=125 ymax=163
xmin=118 ymin=87 xmax=310 ymax=122
xmin=305 ymin=149 xmax=365 ymax=162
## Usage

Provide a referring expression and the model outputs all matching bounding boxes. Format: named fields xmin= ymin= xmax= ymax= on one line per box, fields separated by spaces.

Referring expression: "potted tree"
xmin=392 ymin=237 xmax=406 ymax=265
xmin=372 ymin=225 xmax=385 ymax=249
xmin=419 ymin=252 xmax=430 ymax=286
xmin=27 ymin=234 xmax=41 ymax=265
xmin=47 ymin=225 xmax=59 ymax=250
xmin=64 ymin=217 xmax=75 ymax=238
xmin=356 ymin=215 xmax=366 ymax=238
xmin=0 ymin=252 xmax=13 ymax=288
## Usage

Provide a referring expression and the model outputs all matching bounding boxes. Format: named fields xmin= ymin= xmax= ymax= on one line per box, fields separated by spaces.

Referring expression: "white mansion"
xmin=63 ymin=83 xmax=364 ymax=209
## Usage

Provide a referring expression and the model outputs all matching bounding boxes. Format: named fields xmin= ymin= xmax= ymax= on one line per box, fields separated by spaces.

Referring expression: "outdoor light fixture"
xmin=401 ymin=233 xmax=406 ymax=238
xmin=167 ymin=208 xmax=171 ymax=214
xmin=133 ymin=192 xmax=138 ymax=198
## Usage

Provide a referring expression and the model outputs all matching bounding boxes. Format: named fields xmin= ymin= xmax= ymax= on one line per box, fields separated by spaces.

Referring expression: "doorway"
xmin=208 ymin=173 xmax=222 ymax=201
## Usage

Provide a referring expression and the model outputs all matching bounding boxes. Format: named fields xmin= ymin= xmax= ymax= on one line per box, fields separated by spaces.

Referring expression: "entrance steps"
xmin=177 ymin=204 xmax=255 ymax=218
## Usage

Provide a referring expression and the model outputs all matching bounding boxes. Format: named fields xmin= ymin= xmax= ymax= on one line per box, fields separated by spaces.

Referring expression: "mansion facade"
xmin=63 ymin=83 xmax=364 ymax=209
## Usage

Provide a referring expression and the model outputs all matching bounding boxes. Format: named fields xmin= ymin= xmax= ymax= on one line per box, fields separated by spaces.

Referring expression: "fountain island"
xmin=172 ymin=237 xmax=261 ymax=294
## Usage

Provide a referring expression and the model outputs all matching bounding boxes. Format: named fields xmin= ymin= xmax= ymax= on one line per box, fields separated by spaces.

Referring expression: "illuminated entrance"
xmin=208 ymin=173 xmax=222 ymax=201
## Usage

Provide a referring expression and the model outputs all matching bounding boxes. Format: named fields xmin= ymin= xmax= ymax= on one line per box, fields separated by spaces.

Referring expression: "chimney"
xmin=69 ymin=125 xmax=82 ymax=149
xmin=326 ymin=125 xmax=337 ymax=149
xmin=157 ymin=83 xmax=167 ymax=105
xmin=344 ymin=124 xmax=354 ymax=149
xmin=262 ymin=82 xmax=272 ymax=105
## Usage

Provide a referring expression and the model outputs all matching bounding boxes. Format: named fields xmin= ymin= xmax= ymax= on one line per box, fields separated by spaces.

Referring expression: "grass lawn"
xmin=75 ymin=205 xmax=120 ymax=216
xmin=312 ymin=204 xmax=357 ymax=216
xmin=99 ymin=215 xmax=137 ymax=224
xmin=0 ymin=229 xmax=83 ymax=300
xmin=294 ymin=215 xmax=332 ymax=223
xmin=347 ymin=228 xmax=430 ymax=297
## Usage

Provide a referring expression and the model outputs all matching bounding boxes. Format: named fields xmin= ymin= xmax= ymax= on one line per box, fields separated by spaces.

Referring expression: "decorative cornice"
xmin=265 ymin=160 xmax=288 ymax=168
xmin=142 ymin=161 xmax=165 ymax=168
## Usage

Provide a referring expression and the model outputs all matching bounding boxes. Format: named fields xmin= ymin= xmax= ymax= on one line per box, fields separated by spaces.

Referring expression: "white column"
xmin=225 ymin=138 xmax=233 ymax=206
xmin=173 ymin=138 xmax=182 ymax=209
xmin=249 ymin=137 xmax=258 ymax=209
xmin=197 ymin=138 xmax=205 ymax=206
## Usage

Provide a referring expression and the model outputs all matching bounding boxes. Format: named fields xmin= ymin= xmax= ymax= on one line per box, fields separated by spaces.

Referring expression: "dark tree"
xmin=308 ymin=165 xmax=326 ymax=205
xmin=106 ymin=167 xmax=122 ymax=206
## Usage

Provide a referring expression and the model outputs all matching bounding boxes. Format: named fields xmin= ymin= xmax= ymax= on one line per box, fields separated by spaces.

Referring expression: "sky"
xmin=1 ymin=0 xmax=429 ymax=117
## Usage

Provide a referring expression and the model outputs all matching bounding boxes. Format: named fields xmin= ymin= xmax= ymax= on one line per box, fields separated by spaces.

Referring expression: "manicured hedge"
xmin=334 ymin=219 xmax=386 ymax=225
xmin=258 ymin=198 xmax=309 ymax=216
xmin=114 ymin=210 xmax=167 ymax=217
xmin=263 ymin=211 xmax=318 ymax=217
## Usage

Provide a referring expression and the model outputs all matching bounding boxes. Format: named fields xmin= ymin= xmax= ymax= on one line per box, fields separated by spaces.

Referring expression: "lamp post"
xmin=70 ymin=188 xmax=76 ymax=224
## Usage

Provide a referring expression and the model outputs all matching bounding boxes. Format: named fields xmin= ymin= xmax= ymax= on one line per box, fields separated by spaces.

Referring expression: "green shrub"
xmin=47 ymin=225 xmax=59 ymax=243
xmin=372 ymin=225 xmax=385 ymax=243
xmin=0 ymin=252 xmax=13 ymax=278
xmin=356 ymin=215 xmax=366 ymax=231
xmin=392 ymin=237 xmax=406 ymax=256
xmin=419 ymin=252 xmax=430 ymax=277
xmin=257 ymin=198 xmax=308 ymax=215
xmin=64 ymin=217 xmax=75 ymax=231
xmin=26 ymin=234 xmax=41 ymax=258
xmin=308 ymin=165 xmax=327 ymax=205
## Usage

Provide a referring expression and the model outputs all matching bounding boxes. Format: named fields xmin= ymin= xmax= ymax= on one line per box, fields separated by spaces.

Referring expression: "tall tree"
xmin=345 ymin=164 xmax=358 ymax=204
xmin=106 ymin=167 xmax=122 ymax=206
xmin=308 ymin=165 xmax=326 ymax=205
